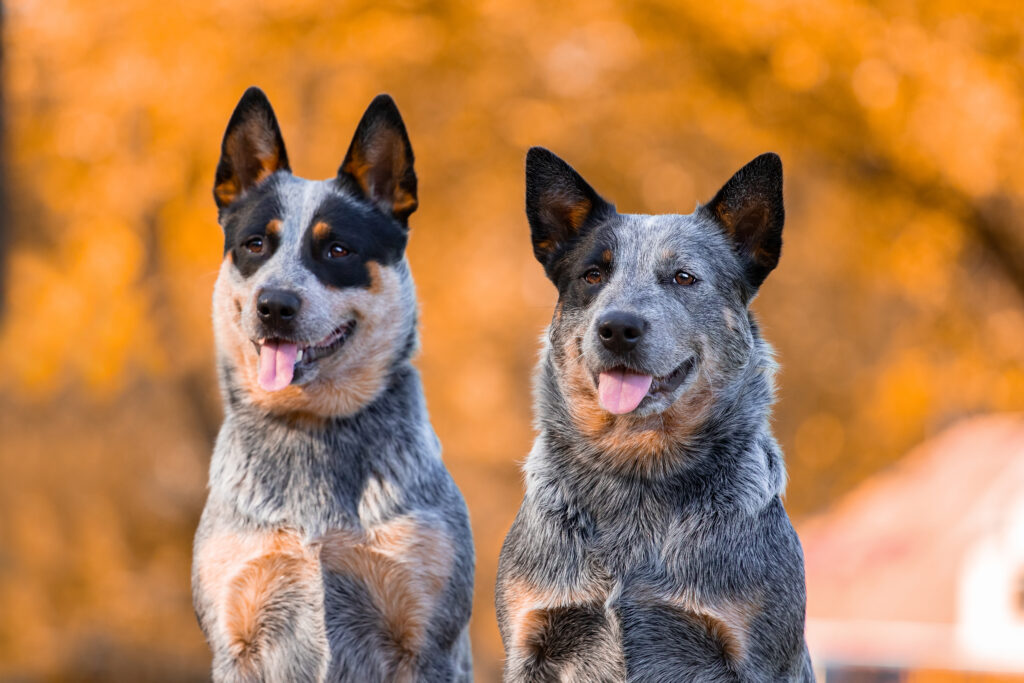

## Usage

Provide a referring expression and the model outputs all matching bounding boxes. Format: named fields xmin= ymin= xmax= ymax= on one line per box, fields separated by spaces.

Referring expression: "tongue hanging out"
xmin=598 ymin=369 xmax=654 ymax=415
xmin=258 ymin=341 xmax=298 ymax=392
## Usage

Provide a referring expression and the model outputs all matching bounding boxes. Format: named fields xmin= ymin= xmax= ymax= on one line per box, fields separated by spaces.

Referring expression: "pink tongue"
xmin=598 ymin=370 xmax=654 ymax=415
xmin=258 ymin=341 xmax=298 ymax=392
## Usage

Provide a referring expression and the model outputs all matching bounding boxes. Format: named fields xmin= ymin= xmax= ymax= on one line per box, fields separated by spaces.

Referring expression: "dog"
xmin=495 ymin=148 xmax=814 ymax=681
xmin=192 ymin=87 xmax=474 ymax=683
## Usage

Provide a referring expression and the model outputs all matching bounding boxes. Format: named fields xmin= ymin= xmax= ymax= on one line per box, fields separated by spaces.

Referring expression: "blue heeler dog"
xmin=495 ymin=148 xmax=814 ymax=681
xmin=192 ymin=88 xmax=474 ymax=682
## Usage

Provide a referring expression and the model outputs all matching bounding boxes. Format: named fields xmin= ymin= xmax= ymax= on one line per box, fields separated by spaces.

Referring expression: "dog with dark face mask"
xmin=192 ymin=88 xmax=474 ymax=683
xmin=496 ymin=148 xmax=813 ymax=681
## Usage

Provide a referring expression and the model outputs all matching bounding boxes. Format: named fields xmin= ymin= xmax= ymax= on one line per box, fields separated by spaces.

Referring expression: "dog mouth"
xmin=251 ymin=320 xmax=357 ymax=392
xmin=594 ymin=357 xmax=696 ymax=415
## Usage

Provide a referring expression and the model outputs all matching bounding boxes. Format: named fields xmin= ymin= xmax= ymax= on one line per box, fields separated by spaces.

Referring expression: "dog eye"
xmin=674 ymin=271 xmax=697 ymax=286
xmin=326 ymin=243 xmax=350 ymax=259
xmin=244 ymin=236 xmax=265 ymax=254
xmin=583 ymin=268 xmax=603 ymax=285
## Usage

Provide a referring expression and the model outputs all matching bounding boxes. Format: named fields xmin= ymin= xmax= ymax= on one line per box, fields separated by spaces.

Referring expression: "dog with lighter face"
xmin=192 ymin=88 xmax=474 ymax=682
xmin=496 ymin=148 xmax=814 ymax=681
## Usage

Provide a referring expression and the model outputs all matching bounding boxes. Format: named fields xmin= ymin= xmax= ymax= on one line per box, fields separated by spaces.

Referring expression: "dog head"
xmin=527 ymin=148 xmax=784 ymax=463
xmin=212 ymin=87 xmax=419 ymax=418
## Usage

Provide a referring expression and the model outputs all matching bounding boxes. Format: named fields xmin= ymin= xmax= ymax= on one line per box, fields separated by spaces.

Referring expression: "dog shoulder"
xmin=193 ymin=522 xmax=329 ymax=682
xmin=653 ymin=496 xmax=808 ymax=676
xmin=497 ymin=492 xmax=626 ymax=681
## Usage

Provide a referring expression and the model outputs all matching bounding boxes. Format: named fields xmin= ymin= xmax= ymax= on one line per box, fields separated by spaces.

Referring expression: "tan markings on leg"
xmin=312 ymin=220 xmax=330 ymax=241
xmin=661 ymin=592 xmax=759 ymax=664
xmin=319 ymin=516 xmax=455 ymax=665
xmin=224 ymin=553 xmax=314 ymax=660
xmin=195 ymin=528 xmax=319 ymax=655
xmin=555 ymin=333 xmax=712 ymax=473
xmin=501 ymin=577 xmax=607 ymax=655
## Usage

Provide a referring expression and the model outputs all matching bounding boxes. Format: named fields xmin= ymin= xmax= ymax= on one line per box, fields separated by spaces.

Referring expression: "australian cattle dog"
xmin=192 ymin=88 xmax=474 ymax=682
xmin=496 ymin=148 xmax=814 ymax=681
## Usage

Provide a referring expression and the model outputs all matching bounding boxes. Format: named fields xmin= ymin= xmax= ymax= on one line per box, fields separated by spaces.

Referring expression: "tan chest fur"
xmin=196 ymin=515 xmax=455 ymax=661
xmin=502 ymin=576 xmax=755 ymax=665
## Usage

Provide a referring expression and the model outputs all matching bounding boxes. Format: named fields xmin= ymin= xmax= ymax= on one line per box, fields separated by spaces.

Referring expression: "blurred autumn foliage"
xmin=1 ymin=0 xmax=1022 ymax=680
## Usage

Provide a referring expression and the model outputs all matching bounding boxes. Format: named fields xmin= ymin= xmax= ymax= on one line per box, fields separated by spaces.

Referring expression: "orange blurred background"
xmin=1 ymin=0 xmax=1023 ymax=680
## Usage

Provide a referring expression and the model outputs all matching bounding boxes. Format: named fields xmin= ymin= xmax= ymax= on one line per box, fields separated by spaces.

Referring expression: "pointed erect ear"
xmin=214 ymin=87 xmax=290 ymax=211
xmin=701 ymin=153 xmax=785 ymax=292
xmin=337 ymin=94 xmax=418 ymax=226
xmin=526 ymin=147 xmax=614 ymax=272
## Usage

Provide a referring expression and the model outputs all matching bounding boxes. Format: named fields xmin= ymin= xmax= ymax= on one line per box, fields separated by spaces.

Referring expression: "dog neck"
xmin=207 ymin=356 xmax=440 ymax=529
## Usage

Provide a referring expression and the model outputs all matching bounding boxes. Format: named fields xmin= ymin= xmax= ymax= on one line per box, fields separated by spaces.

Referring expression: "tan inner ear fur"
xmin=553 ymin=193 xmax=592 ymax=232
xmin=341 ymin=129 xmax=417 ymax=218
xmin=214 ymin=177 xmax=241 ymax=208
xmin=715 ymin=201 xmax=777 ymax=274
xmin=212 ymin=259 xmax=408 ymax=420
xmin=215 ymin=118 xmax=286 ymax=207
xmin=535 ymin=190 xmax=592 ymax=256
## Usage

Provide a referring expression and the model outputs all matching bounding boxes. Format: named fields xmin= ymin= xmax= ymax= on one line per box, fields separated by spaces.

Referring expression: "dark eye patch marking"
xmin=220 ymin=179 xmax=284 ymax=278
xmin=301 ymin=192 xmax=408 ymax=289
xmin=550 ymin=222 xmax=617 ymax=312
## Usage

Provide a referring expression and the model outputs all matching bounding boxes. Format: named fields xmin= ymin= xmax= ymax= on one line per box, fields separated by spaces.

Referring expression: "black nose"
xmin=256 ymin=288 xmax=302 ymax=329
xmin=597 ymin=311 xmax=646 ymax=353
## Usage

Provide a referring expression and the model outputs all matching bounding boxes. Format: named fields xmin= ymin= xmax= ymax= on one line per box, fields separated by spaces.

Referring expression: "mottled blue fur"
xmin=497 ymin=148 xmax=814 ymax=682
xmin=192 ymin=88 xmax=473 ymax=683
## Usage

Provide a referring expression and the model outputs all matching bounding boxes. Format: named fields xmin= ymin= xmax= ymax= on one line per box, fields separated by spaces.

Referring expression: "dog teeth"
xmin=296 ymin=349 xmax=304 ymax=362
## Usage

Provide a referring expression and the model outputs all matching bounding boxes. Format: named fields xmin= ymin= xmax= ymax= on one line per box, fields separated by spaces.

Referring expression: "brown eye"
xmin=583 ymin=268 xmax=603 ymax=285
xmin=326 ymin=243 xmax=350 ymax=259
xmin=244 ymin=236 xmax=264 ymax=254
xmin=674 ymin=271 xmax=696 ymax=286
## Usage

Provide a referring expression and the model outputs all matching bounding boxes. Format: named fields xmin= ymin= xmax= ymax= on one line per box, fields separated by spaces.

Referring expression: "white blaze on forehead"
xmin=247 ymin=178 xmax=335 ymax=292
xmin=609 ymin=214 xmax=688 ymax=279
xmin=592 ymin=215 xmax=672 ymax=306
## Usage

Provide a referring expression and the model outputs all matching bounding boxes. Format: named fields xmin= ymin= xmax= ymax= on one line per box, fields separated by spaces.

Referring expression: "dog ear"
xmin=702 ymin=152 xmax=785 ymax=292
xmin=526 ymin=147 xmax=614 ymax=273
xmin=337 ymin=95 xmax=418 ymax=226
xmin=214 ymin=87 xmax=290 ymax=211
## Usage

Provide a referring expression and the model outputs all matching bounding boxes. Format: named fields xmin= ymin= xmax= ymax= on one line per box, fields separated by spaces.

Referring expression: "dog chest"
xmin=194 ymin=516 xmax=456 ymax=667
xmin=318 ymin=515 xmax=457 ymax=654
xmin=500 ymin=566 xmax=756 ymax=677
